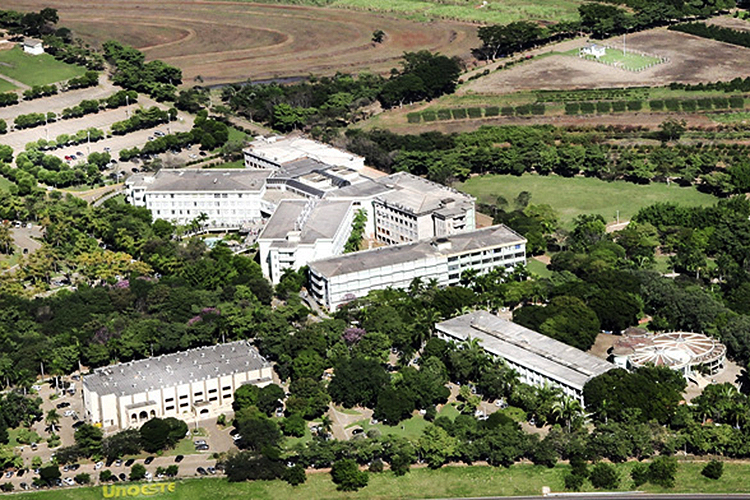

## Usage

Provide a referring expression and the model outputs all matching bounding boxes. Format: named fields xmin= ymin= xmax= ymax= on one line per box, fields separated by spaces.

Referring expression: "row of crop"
xmin=407 ymin=104 xmax=546 ymax=123
xmin=535 ymin=87 xmax=650 ymax=103
xmin=564 ymin=96 xmax=745 ymax=114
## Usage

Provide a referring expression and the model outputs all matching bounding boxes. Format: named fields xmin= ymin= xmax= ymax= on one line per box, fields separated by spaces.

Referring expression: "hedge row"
xmin=536 ymin=87 xmax=650 ymax=103
xmin=409 ymin=104 xmax=546 ymax=123
xmin=565 ymin=101 xmax=643 ymax=114
xmin=565 ymin=96 xmax=744 ymax=115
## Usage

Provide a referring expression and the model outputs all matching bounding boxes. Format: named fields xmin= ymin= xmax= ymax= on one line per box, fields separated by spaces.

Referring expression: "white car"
xmin=144 ymin=471 xmax=152 ymax=480
xmin=94 ymin=462 xmax=103 ymax=470
xmin=63 ymin=477 xmax=75 ymax=486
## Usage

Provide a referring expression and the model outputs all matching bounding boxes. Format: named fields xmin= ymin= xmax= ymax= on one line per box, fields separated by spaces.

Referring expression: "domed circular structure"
xmin=614 ymin=331 xmax=726 ymax=377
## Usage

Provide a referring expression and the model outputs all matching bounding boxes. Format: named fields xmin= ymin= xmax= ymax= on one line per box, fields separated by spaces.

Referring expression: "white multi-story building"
xmin=125 ymin=169 xmax=271 ymax=228
xmin=436 ymin=311 xmax=615 ymax=404
xmin=244 ymin=135 xmax=365 ymax=171
xmin=308 ymin=225 xmax=526 ymax=310
xmin=82 ymin=341 xmax=273 ymax=431
xmin=257 ymin=199 xmax=359 ymax=284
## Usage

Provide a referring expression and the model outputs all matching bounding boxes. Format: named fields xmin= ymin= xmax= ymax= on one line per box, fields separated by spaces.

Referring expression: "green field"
xmin=576 ymin=47 xmax=663 ymax=72
xmin=12 ymin=461 xmax=750 ymax=500
xmin=0 ymin=76 xmax=17 ymax=92
xmin=238 ymin=0 xmax=583 ymax=23
xmin=710 ymin=111 xmax=750 ymax=124
xmin=456 ymin=174 xmax=718 ymax=227
xmin=0 ymin=47 xmax=86 ymax=87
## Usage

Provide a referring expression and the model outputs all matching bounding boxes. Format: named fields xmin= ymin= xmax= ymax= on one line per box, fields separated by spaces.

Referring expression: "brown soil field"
xmin=706 ymin=15 xmax=750 ymax=32
xmin=3 ymin=1 xmax=479 ymax=85
xmin=460 ymin=27 xmax=750 ymax=95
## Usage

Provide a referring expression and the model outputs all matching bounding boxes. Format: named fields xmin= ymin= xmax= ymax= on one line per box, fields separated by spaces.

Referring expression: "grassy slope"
xmin=0 ymin=77 xmax=17 ymax=92
xmin=0 ymin=47 xmax=86 ymax=87
xmin=456 ymin=173 xmax=718 ymax=228
xmin=12 ymin=462 xmax=750 ymax=500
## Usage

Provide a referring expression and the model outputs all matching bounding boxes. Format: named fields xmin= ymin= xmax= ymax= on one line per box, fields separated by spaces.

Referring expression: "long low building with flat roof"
xmin=308 ymin=225 xmax=526 ymax=310
xmin=435 ymin=311 xmax=615 ymax=403
xmin=83 ymin=341 xmax=273 ymax=431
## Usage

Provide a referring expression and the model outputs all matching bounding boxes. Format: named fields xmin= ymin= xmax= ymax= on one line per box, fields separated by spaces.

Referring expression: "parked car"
xmin=196 ymin=467 xmax=207 ymax=476
xmin=195 ymin=444 xmax=209 ymax=451
xmin=144 ymin=457 xmax=154 ymax=465
xmin=94 ymin=462 xmax=103 ymax=470
xmin=206 ymin=467 xmax=216 ymax=475
xmin=63 ymin=477 xmax=74 ymax=486
xmin=118 ymin=473 xmax=126 ymax=481
xmin=124 ymin=459 xmax=134 ymax=467
xmin=56 ymin=402 xmax=71 ymax=409
xmin=174 ymin=455 xmax=184 ymax=463
xmin=115 ymin=460 xmax=122 ymax=467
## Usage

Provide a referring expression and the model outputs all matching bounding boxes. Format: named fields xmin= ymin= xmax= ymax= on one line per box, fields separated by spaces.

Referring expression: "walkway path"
xmin=0 ymin=73 xmax=29 ymax=91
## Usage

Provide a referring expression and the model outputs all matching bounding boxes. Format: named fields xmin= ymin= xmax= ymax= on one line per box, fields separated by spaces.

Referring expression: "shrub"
xmin=422 ymin=111 xmax=436 ymax=122
xmin=627 ymin=100 xmax=643 ymax=111
xmin=648 ymin=456 xmax=678 ymax=488
xmin=406 ymin=113 xmax=421 ymax=123
xmin=701 ymin=460 xmax=723 ymax=480
xmin=515 ymin=104 xmax=532 ymax=115
xmin=485 ymin=106 xmax=499 ymax=117
xmin=501 ymin=106 xmax=514 ymax=116
xmin=612 ymin=101 xmax=626 ymax=112
xmin=664 ymin=99 xmax=680 ymax=111
xmin=589 ymin=462 xmax=620 ymax=489
xmin=531 ymin=103 xmax=545 ymax=115
xmin=331 ymin=459 xmax=368 ymax=491
xmin=467 ymin=107 xmax=482 ymax=118
xmin=565 ymin=102 xmax=580 ymax=115
xmin=680 ymin=100 xmax=696 ymax=112
xmin=437 ymin=109 xmax=452 ymax=120
xmin=697 ymin=98 xmax=713 ymax=110
xmin=283 ymin=464 xmax=307 ymax=486
xmin=369 ymin=458 xmax=384 ymax=473
xmin=451 ymin=108 xmax=467 ymax=119
xmin=580 ymin=102 xmax=595 ymax=114
xmin=631 ymin=462 xmax=649 ymax=487
xmin=729 ymin=96 xmax=744 ymax=109
xmin=650 ymin=100 xmax=664 ymax=111
xmin=564 ymin=473 xmax=585 ymax=491
xmin=712 ymin=97 xmax=729 ymax=109
xmin=596 ymin=102 xmax=611 ymax=113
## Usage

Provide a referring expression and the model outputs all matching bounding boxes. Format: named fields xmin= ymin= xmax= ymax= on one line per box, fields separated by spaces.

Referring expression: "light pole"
xmin=126 ymin=94 xmax=130 ymax=118
xmin=86 ymin=130 xmax=90 ymax=155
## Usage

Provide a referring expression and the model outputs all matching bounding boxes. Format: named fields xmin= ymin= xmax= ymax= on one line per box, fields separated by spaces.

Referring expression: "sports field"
xmin=456 ymin=174 xmax=718 ymax=227
xmin=11 ymin=461 xmax=750 ymax=499
xmin=0 ymin=47 xmax=86 ymax=87
xmin=577 ymin=47 xmax=662 ymax=71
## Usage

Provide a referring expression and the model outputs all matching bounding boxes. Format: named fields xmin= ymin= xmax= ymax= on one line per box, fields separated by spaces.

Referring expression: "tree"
xmin=130 ymin=463 xmax=146 ymax=481
xmin=74 ymin=473 xmax=91 ymax=485
xmin=45 ymin=409 xmax=60 ymax=433
xmin=418 ymin=425 xmax=458 ymax=468
xmin=284 ymin=464 xmax=307 ymax=486
xmin=139 ymin=418 xmax=169 ymax=453
xmin=328 ymin=357 xmax=389 ymax=408
xmin=372 ymin=30 xmax=385 ymax=43
xmin=589 ymin=462 xmax=620 ymax=489
xmin=234 ymin=407 xmax=282 ymax=452
xmin=74 ymin=423 xmax=103 ymax=457
xmin=658 ymin=118 xmax=686 ymax=142
xmin=37 ymin=465 xmax=60 ymax=487
xmin=330 ymin=458 xmax=368 ymax=491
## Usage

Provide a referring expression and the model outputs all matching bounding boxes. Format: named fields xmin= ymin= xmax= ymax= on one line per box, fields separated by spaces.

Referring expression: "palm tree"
xmin=552 ymin=394 xmax=583 ymax=433
xmin=45 ymin=409 xmax=60 ymax=433
xmin=0 ymin=222 xmax=13 ymax=255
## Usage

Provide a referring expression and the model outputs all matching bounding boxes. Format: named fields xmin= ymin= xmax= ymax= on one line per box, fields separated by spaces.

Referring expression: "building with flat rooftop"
xmin=125 ymin=169 xmax=272 ymax=228
xmin=244 ymin=135 xmax=365 ymax=171
xmin=22 ymin=38 xmax=44 ymax=55
xmin=308 ymin=225 xmax=526 ymax=310
xmin=257 ymin=199 xmax=358 ymax=284
xmin=436 ymin=311 xmax=615 ymax=403
xmin=83 ymin=341 xmax=273 ymax=430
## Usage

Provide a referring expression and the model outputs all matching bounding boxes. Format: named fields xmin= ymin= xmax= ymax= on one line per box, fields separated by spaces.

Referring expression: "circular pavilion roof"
xmin=628 ymin=331 xmax=725 ymax=369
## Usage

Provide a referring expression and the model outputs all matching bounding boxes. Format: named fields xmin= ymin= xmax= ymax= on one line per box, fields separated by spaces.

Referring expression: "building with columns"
xmin=82 ymin=341 xmax=273 ymax=430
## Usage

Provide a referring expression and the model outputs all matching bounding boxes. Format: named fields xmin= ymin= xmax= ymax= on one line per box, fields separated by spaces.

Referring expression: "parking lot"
xmin=0 ymin=80 xmax=120 ymax=122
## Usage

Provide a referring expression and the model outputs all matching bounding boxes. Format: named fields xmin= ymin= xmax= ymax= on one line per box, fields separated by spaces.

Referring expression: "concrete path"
xmin=0 ymin=73 xmax=29 ymax=91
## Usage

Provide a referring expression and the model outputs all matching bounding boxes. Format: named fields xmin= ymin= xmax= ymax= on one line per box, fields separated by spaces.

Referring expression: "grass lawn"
xmin=710 ymin=111 xmax=750 ymax=123
xmin=575 ymin=47 xmax=662 ymax=71
xmin=12 ymin=461 xmax=750 ymax=500
xmin=348 ymin=403 xmax=460 ymax=440
xmin=526 ymin=257 xmax=553 ymax=278
xmin=0 ymin=47 xmax=86 ymax=87
xmin=0 ymin=76 xmax=17 ymax=92
xmin=330 ymin=0 xmax=583 ymax=23
xmin=226 ymin=126 xmax=249 ymax=144
xmin=0 ymin=175 xmax=15 ymax=192
xmin=456 ymin=174 xmax=718 ymax=228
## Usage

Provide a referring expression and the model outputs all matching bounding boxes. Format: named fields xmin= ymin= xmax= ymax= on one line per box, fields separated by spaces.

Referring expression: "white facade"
xmin=125 ymin=170 xmax=271 ymax=228
xmin=83 ymin=341 xmax=273 ymax=431
xmin=308 ymin=225 xmax=526 ymax=310
xmin=22 ymin=38 xmax=44 ymax=55
xmin=257 ymin=199 xmax=358 ymax=284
